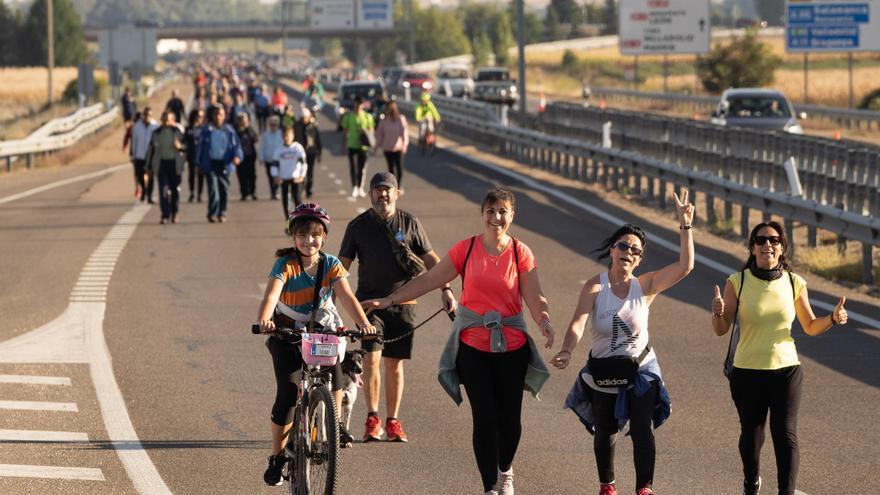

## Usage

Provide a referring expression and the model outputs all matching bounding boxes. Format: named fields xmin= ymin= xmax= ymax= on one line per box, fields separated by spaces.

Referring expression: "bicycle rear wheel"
xmin=301 ymin=385 xmax=338 ymax=494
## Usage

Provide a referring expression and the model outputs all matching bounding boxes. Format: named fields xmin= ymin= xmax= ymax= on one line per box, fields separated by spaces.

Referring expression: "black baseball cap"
xmin=370 ymin=171 xmax=398 ymax=190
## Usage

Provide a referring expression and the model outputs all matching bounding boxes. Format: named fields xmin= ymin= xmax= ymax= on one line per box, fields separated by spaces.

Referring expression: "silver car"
xmin=436 ymin=64 xmax=474 ymax=98
xmin=710 ymin=88 xmax=805 ymax=134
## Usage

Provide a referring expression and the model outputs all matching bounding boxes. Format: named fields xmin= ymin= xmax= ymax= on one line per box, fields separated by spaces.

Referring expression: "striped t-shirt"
xmin=269 ymin=253 xmax=349 ymax=314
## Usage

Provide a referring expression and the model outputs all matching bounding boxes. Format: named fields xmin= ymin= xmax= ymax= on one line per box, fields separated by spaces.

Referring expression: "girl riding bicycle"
xmin=256 ymin=203 xmax=377 ymax=486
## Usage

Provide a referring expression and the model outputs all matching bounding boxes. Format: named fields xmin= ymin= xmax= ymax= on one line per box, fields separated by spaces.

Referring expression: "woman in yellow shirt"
xmin=710 ymin=221 xmax=848 ymax=495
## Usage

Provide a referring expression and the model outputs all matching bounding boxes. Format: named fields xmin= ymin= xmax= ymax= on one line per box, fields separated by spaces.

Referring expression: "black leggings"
xmin=729 ymin=365 xmax=803 ymax=495
xmin=456 ymin=343 xmax=528 ymax=492
xmin=383 ymin=151 xmax=403 ymax=186
xmin=347 ymin=148 xmax=367 ymax=189
xmin=280 ymin=180 xmax=303 ymax=219
xmin=266 ymin=336 xmax=344 ymax=426
xmin=590 ymin=382 xmax=658 ymax=489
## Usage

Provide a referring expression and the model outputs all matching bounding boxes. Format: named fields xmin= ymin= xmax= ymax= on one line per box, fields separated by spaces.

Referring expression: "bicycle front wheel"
xmin=301 ymin=385 xmax=338 ymax=494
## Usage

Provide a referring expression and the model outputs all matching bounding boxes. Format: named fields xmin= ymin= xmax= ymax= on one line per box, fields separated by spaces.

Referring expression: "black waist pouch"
xmin=588 ymin=347 xmax=650 ymax=387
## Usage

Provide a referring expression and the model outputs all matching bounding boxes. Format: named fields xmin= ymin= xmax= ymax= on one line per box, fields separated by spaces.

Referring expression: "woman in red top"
xmin=365 ymin=188 xmax=554 ymax=495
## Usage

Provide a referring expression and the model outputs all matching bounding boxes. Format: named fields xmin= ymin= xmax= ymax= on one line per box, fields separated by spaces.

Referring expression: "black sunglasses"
xmin=613 ymin=241 xmax=643 ymax=256
xmin=753 ymin=235 xmax=782 ymax=246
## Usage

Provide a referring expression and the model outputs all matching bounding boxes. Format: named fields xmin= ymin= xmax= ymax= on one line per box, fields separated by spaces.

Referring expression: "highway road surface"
xmin=0 ymin=94 xmax=877 ymax=494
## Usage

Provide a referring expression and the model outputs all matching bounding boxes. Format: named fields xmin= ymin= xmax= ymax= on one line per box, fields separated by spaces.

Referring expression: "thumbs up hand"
xmin=833 ymin=296 xmax=848 ymax=325
xmin=712 ymin=284 xmax=724 ymax=317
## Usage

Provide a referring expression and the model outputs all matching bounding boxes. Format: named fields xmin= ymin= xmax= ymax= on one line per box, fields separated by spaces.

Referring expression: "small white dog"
xmin=339 ymin=349 xmax=366 ymax=446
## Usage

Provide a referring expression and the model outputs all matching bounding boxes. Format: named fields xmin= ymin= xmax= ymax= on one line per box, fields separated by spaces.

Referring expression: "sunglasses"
xmin=613 ymin=241 xmax=643 ymax=256
xmin=753 ymin=235 xmax=782 ymax=246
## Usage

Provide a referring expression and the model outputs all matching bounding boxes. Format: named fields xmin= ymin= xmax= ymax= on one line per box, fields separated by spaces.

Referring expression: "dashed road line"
xmin=0 ymin=400 xmax=78 ymax=412
xmin=0 ymin=464 xmax=105 ymax=481
xmin=0 ymin=429 xmax=89 ymax=442
xmin=0 ymin=375 xmax=71 ymax=386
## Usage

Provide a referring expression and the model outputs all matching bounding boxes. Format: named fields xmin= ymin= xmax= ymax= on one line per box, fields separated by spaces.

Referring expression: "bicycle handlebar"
xmin=250 ymin=324 xmax=372 ymax=340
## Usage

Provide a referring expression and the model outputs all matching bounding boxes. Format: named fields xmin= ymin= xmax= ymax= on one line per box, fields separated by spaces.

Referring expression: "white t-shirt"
xmin=582 ymin=271 xmax=656 ymax=393
xmin=271 ymin=142 xmax=307 ymax=181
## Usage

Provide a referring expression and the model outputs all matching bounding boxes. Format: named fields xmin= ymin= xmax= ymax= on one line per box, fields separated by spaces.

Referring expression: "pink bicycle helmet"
xmin=287 ymin=202 xmax=331 ymax=233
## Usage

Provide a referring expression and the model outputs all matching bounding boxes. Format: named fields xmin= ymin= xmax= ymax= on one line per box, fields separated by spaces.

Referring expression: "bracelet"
xmin=557 ymin=350 xmax=571 ymax=355
xmin=680 ymin=224 xmax=692 ymax=230
xmin=830 ymin=312 xmax=838 ymax=325
xmin=442 ymin=287 xmax=453 ymax=293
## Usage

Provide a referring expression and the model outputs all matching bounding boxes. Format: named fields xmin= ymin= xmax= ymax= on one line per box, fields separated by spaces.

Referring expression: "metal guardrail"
xmin=588 ymin=86 xmax=880 ymax=131
xmin=397 ymin=94 xmax=879 ymax=284
xmin=539 ymin=102 xmax=880 ymax=225
xmin=0 ymin=70 xmax=179 ymax=172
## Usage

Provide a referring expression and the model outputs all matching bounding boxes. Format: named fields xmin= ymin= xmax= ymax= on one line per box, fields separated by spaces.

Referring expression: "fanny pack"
xmin=372 ymin=210 xmax=426 ymax=281
xmin=588 ymin=346 xmax=651 ymax=388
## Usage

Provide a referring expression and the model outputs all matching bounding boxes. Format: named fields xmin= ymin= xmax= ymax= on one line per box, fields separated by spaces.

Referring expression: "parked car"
xmin=335 ymin=80 xmax=387 ymax=126
xmin=472 ymin=67 xmax=518 ymax=106
xmin=436 ymin=64 xmax=474 ymax=98
xmin=709 ymin=88 xmax=805 ymax=134
xmin=398 ymin=71 xmax=433 ymax=94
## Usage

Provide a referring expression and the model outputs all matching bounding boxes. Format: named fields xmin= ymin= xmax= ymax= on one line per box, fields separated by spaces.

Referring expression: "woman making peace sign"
xmin=554 ymin=191 xmax=695 ymax=495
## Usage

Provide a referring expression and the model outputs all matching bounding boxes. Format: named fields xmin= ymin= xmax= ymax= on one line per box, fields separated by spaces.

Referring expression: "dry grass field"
xmin=521 ymin=34 xmax=880 ymax=107
xmin=0 ymin=67 xmax=78 ymax=121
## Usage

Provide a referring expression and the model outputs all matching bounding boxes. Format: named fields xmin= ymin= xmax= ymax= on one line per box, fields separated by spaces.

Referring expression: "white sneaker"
xmin=495 ymin=467 xmax=513 ymax=495
xmin=358 ymin=187 xmax=367 ymax=197
xmin=484 ymin=491 xmax=499 ymax=495
xmin=351 ymin=186 xmax=358 ymax=198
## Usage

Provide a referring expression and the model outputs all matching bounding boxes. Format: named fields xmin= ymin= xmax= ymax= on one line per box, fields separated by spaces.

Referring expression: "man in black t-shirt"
xmin=339 ymin=172 xmax=457 ymax=444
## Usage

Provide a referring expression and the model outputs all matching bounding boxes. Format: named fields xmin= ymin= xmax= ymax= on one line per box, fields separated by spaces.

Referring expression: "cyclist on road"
xmin=339 ymin=172 xmax=456 ymax=445
xmin=256 ymin=203 xmax=376 ymax=487
xmin=414 ymin=92 xmax=441 ymax=145
xmin=303 ymin=74 xmax=325 ymax=111
xmin=552 ymin=190 xmax=695 ymax=495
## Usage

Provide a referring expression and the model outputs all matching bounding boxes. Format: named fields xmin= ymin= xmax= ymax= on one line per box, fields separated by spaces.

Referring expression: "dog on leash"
xmin=339 ymin=349 xmax=366 ymax=446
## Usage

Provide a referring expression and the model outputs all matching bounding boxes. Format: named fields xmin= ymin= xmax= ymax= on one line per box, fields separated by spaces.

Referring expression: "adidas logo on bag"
xmin=595 ymin=378 xmax=630 ymax=387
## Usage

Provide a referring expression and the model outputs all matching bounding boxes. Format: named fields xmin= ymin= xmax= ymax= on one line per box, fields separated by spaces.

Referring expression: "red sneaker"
xmin=363 ymin=415 xmax=383 ymax=442
xmin=636 ymin=487 xmax=654 ymax=495
xmin=385 ymin=418 xmax=408 ymax=442
xmin=599 ymin=483 xmax=618 ymax=495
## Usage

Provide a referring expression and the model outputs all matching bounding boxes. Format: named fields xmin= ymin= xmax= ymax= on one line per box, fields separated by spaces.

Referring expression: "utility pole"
xmin=407 ymin=0 xmax=415 ymax=63
xmin=516 ymin=0 xmax=526 ymax=116
xmin=47 ymin=0 xmax=54 ymax=108
xmin=281 ymin=0 xmax=288 ymax=66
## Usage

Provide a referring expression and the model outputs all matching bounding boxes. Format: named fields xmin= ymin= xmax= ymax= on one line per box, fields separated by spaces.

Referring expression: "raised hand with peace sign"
xmin=673 ymin=189 xmax=695 ymax=228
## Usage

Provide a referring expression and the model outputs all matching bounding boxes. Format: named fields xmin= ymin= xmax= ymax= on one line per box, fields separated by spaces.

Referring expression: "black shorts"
xmin=267 ymin=335 xmax=345 ymax=392
xmin=362 ymin=305 xmax=416 ymax=359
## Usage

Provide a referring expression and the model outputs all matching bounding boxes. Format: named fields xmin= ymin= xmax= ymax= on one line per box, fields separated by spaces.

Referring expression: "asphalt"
xmin=0 ymin=89 xmax=877 ymax=495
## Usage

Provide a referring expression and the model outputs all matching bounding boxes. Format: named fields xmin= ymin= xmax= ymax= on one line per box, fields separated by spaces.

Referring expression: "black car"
xmin=335 ymin=80 xmax=387 ymax=125
xmin=472 ymin=67 xmax=518 ymax=106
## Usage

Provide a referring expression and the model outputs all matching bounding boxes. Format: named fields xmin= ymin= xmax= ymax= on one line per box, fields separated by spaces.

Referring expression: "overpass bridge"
xmin=83 ymin=22 xmax=399 ymax=42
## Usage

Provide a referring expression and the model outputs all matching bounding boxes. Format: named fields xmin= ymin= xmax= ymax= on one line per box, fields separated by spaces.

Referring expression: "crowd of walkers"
xmin=122 ymin=58 xmax=325 ymax=225
xmin=138 ymin=59 xmax=852 ymax=495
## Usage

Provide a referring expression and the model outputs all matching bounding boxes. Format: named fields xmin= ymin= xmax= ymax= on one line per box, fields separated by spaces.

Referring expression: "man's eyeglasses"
xmin=613 ymin=241 xmax=643 ymax=256
xmin=753 ymin=235 xmax=782 ymax=246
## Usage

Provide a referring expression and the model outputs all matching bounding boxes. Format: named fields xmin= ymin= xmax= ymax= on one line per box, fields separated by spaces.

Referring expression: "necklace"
xmin=484 ymin=237 xmax=509 ymax=265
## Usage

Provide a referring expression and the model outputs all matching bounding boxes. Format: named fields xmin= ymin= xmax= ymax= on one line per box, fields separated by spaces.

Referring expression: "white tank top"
xmin=583 ymin=272 xmax=656 ymax=393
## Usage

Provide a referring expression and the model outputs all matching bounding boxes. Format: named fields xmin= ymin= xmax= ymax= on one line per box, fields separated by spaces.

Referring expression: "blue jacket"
xmin=197 ymin=124 xmax=243 ymax=173
xmin=564 ymin=359 xmax=671 ymax=434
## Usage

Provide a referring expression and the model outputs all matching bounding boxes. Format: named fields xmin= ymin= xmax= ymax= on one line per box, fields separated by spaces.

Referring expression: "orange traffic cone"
xmin=599 ymin=98 xmax=606 ymax=110
xmin=538 ymin=90 xmax=546 ymax=113
xmin=834 ymin=130 xmax=842 ymax=140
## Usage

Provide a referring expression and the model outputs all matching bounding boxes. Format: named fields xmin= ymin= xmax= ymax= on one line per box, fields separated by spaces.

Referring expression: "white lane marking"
xmin=0 ymin=464 xmax=105 ymax=481
xmin=333 ymin=179 xmax=342 ymax=185
xmin=346 ymin=196 xmax=356 ymax=202
xmin=328 ymin=172 xmax=336 ymax=178
xmin=445 ymin=148 xmax=880 ymax=330
xmin=0 ymin=429 xmax=89 ymax=442
xmin=0 ymin=202 xmax=172 ymax=494
xmin=0 ymin=164 xmax=129 ymax=205
xmin=0 ymin=400 xmax=78 ymax=412
xmin=0 ymin=375 xmax=71 ymax=386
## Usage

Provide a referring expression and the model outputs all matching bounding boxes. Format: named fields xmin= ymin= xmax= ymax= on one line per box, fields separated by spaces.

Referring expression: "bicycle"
xmin=418 ymin=118 xmax=439 ymax=157
xmin=251 ymin=323 xmax=369 ymax=495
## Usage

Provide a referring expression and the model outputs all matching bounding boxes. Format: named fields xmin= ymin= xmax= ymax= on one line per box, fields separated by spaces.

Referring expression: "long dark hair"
xmin=187 ymin=108 xmax=202 ymax=129
xmin=743 ymin=221 xmax=790 ymax=271
xmin=593 ymin=224 xmax=647 ymax=266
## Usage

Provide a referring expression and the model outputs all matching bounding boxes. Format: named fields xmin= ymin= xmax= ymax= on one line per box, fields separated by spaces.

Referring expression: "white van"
xmin=436 ymin=64 xmax=474 ymax=98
